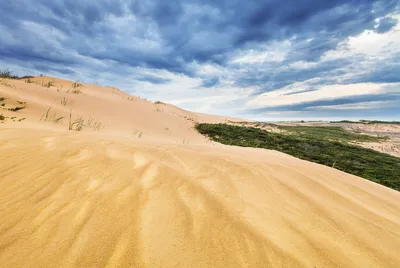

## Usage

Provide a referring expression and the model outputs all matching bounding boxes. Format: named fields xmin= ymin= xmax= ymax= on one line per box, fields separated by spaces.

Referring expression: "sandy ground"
xmin=1 ymin=77 xmax=400 ymax=268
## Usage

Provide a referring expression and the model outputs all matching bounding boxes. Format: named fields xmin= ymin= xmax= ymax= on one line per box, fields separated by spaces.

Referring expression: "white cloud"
xmin=308 ymin=100 xmax=400 ymax=110
xmin=323 ymin=14 xmax=400 ymax=61
xmin=230 ymin=40 xmax=291 ymax=64
xmin=247 ymin=82 xmax=400 ymax=108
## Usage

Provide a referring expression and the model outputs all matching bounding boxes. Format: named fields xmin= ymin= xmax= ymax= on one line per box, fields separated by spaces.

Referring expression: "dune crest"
xmin=0 ymin=77 xmax=400 ymax=267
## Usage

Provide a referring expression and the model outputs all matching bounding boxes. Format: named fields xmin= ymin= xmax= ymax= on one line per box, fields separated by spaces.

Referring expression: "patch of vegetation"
xmin=8 ymin=106 xmax=26 ymax=112
xmin=72 ymin=81 xmax=83 ymax=89
xmin=278 ymin=125 xmax=386 ymax=143
xmin=0 ymin=69 xmax=19 ymax=79
xmin=196 ymin=123 xmax=400 ymax=191
xmin=45 ymin=81 xmax=54 ymax=88
xmin=69 ymin=112 xmax=84 ymax=131
xmin=0 ymin=114 xmax=4 ymax=120
xmin=154 ymin=101 xmax=165 ymax=105
xmin=68 ymin=111 xmax=103 ymax=131
xmin=67 ymin=81 xmax=83 ymax=94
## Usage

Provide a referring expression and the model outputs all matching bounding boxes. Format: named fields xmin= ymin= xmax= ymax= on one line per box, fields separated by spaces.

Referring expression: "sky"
xmin=1 ymin=0 xmax=399 ymax=121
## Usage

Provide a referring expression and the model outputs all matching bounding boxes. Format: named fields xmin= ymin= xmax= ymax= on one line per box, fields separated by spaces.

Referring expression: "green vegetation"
xmin=0 ymin=114 xmax=4 ymax=120
xmin=8 ymin=106 xmax=25 ymax=112
xmin=45 ymin=81 xmax=54 ymax=88
xmin=154 ymin=101 xmax=165 ymax=105
xmin=278 ymin=125 xmax=386 ymax=143
xmin=196 ymin=123 xmax=400 ymax=191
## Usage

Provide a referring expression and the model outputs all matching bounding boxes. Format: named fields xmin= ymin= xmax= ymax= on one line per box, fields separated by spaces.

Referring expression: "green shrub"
xmin=196 ymin=123 xmax=400 ymax=191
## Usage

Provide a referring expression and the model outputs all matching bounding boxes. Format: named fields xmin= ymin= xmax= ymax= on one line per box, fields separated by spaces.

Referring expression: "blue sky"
xmin=1 ymin=0 xmax=399 ymax=121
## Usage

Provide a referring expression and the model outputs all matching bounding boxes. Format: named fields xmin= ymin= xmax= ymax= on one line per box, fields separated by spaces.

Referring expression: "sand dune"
xmin=1 ymin=77 xmax=400 ymax=267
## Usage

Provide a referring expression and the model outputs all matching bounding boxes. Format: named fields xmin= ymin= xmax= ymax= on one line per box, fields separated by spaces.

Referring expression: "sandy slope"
xmin=0 ymin=77 xmax=400 ymax=268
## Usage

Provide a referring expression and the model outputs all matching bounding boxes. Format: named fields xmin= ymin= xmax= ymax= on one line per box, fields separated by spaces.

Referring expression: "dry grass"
xmin=68 ymin=110 xmax=103 ymax=131
xmin=133 ymin=129 xmax=143 ymax=138
xmin=60 ymin=97 xmax=74 ymax=107
xmin=0 ymin=78 xmax=16 ymax=89
xmin=40 ymin=106 xmax=64 ymax=124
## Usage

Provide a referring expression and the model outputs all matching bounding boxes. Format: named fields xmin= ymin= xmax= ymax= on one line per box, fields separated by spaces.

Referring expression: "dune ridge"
xmin=0 ymin=77 xmax=400 ymax=267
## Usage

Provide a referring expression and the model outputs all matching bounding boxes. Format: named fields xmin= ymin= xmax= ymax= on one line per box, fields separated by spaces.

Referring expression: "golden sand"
xmin=0 ymin=77 xmax=399 ymax=267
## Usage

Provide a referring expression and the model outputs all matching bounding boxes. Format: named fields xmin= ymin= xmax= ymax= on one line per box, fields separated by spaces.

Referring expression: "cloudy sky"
xmin=1 ymin=0 xmax=399 ymax=121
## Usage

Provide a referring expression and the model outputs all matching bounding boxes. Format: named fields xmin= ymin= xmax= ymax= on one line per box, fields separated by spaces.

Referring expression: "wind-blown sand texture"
xmin=1 ymin=77 xmax=400 ymax=268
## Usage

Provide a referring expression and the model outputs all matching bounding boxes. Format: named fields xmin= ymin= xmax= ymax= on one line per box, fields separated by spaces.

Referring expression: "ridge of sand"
xmin=0 ymin=77 xmax=400 ymax=268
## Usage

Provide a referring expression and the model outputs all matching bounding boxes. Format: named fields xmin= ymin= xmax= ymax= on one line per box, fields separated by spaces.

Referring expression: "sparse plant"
xmin=154 ymin=101 xmax=165 ymax=105
xmin=40 ymin=106 xmax=64 ymax=123
xmin=68 ymin=111 xmax=103 ymax=131
xmin=69 ymin=81 xmax=83 ymax=93
xmin=8 ymin=106 xmax=25 ymax=112
xmin=46 ymin=81 xmax=54 ymax=88
xmin=72 ymin=116 xmax=85 ymax=131
xmin=72 ymin=81 xmax=83 ymax=89
xmin=0 ymin=69 xmax=19 ymax=79
xmin=25 ymin=78 xmax=33 ymax=83
xmin=0 ymin=114 xmax=4 ymax=120
xmin=0 ymin=69 xmax=12 ymax=78
xmin=0 ymin=78 xmax=16 ymax=88
xmin=133 ymin=129 xmax=143 ymax=138
xmin=60 ymin=97 xmax=73 ymax=107
xmin=86 ymin=115 xmax=103 ymax=131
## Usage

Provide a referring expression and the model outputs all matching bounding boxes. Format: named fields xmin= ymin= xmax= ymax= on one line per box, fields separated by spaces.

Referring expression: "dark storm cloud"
xmin=1 ymin=0 xmax=398 ymax=69
xmin=0 ymin=0 xmax=399 ymax=119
